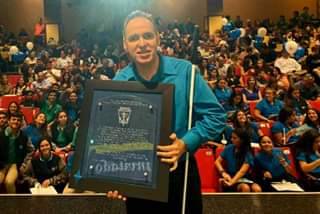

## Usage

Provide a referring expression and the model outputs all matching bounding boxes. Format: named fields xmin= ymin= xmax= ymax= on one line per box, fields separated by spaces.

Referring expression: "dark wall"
xmin=223 ymin=0 xmax=316 ymax=20
xmin=0 ymin=0 xmax=44 ymax=37
xmin=44 ymin=0 xmax=62 ymax=23
xmin=60 ymin=0 xmax=207 ymax=41
xmin=207 ymin=0 xmax=223 ymax=15
xmin=0 ymin=0 xmax=317 ymax=41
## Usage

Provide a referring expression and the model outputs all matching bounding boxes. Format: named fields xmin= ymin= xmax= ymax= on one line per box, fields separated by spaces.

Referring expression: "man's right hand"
xmin=106 ymin=190 xmax=126 ymax=201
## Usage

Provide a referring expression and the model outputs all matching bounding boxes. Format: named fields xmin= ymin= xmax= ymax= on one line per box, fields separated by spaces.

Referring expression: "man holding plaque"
xmin=108 ymin=11 xmax=226 ymax=214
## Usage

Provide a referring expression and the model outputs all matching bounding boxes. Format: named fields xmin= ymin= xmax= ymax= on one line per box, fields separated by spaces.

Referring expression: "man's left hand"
xmin=157 ymin=133 xmax=187 ymax=172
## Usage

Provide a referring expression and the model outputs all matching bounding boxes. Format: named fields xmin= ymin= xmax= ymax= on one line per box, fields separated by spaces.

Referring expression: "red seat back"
xmin=20 ymin=107 xmax=40 ymax=124
xmin=308 ymin=100 xmax=320 ymax=111
xmin=248 ymin=101 xmax=258 ymax=119
xmin=215 ymin=146 xmax=224 ymax=159
xmin=259 ymin=122 xmax=272 ymax=137
xmin=7 ymin=74 xmax=22 ymax=87
xmin=280 ymin=147 xmax=299 ymax=179
xmin=0 ymin=95 xmax=23 ymax=109
xmin=195 ymin=147 xmax=220 ymax=193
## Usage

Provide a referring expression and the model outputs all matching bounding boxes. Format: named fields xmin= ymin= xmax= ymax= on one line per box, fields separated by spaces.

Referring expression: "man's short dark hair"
xmin=47 ymin=90 xmax=58 ymax=96
xmin=0 ymin=111 xmax=7 ymax=117
xmin=278 ymin=107 xmax=295 ymax=123
xmin=8 ymin=112 xmax=23 ymax=120
xmin=123 ymin=10 xmax=158 ymax=37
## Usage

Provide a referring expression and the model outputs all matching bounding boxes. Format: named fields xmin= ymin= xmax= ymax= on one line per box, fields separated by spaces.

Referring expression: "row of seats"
xmin=6 ymin=74 xmax=22 ymax=87
xmin=195 ymin=145 xmax=298 ymax=193
xmin=0 ymin=95 xmax=39 ymax=124
xmin=0 ymin=95 xmax=24 ymax=109
xmin=248 ymin=100 xmax=320 ymax=117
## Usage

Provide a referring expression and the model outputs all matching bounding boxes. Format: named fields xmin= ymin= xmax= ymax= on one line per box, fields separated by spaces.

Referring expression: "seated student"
xmin=304 ymin=108 xmax=320 ymax=131
xmin=295 ymin=129 xmax=320 ymax=191
xmin=0 ymin=111 xmax=8 ymax=132
xmin=23 ymin=112 xmax=48 ymax=147
xmin=215 ymin=128 xmax=262 ymax=192
xmin=254 ymin=87 xmax=284 ymax=122
xmin=0 ymin=112 xmax=34 ymax=193
xmin=63 ymin=91 xmax=81 ymax=124
xmin=284 ymin=86 xmax=308 ymax=117
xmin=213 ymin=78 xmax=233 ymax=107
xmin=7 ymin=101 xmax=21 ymax=118
xmin=0 ymin=74 xmax=13 ymax=96
xmin=207 ymin=68 xmax=219 ymax=89
xmin=40 ymin=90 xmax=62 ymax=124
xmin=13 ymin=77 xmax=29 ymax=96
xmin=224 ymin=110 xmax=262 ymax=144
xmin=7 ymin=101 xmax=27 ymax=128
xmin=297 ymin=73 xmax=320 ymax=101
xmin=224 ymin=92 xmax=249 ymax=120
xmin=22 ymin=137 xmax=68 ymax=193
xmin=242 ymin=76 xmax=262 ymax=103
xmin=20 ymin=90 xmax=40 ymax=108
xmin=48 ymin=111 xmax=78 ymax=153
xmin=271 ymin=107 xmax=300 ymax=146
xmin=254 ymin=136 xmax=297 ymax=191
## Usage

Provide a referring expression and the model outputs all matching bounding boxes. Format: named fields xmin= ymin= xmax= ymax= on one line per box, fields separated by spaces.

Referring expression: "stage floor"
xmin=0 ymin=193 xmax=318 ymax=214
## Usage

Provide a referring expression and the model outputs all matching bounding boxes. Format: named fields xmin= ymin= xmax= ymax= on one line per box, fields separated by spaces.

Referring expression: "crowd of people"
xmin=0 ymin=6 xmax=320 ymax=194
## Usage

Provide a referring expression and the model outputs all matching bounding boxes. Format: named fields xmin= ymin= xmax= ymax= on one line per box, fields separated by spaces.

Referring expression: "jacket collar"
xmin=126 ymin=55 xmax=178 ymax=81
xmin=4 ymin=126 xmax=20 ymax=139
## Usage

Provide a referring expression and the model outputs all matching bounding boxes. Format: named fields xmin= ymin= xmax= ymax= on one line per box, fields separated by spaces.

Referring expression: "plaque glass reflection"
xmin=71 ymin=80 xmax=173 ymax=202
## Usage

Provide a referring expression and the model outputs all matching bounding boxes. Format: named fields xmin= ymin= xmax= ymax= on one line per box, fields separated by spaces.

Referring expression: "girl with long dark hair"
xmin=295 ymin=129 xmax=320 ymax=191
xmin=254 ymin=135 xmax=297 ymax=191
xmin=215 ymin=128 xmax=261 ymax=192
xmin=23 ymin=112 xmax=48 ymax=147
xmin=48 ymin=111 xmax=77 ymax=153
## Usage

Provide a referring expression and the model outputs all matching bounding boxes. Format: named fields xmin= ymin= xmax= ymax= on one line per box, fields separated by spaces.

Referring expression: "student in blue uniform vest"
xmin=254 ymin=135 xmax=297 ymax=191
xmin=295 ymin=129 xmax=320 ymax=191
xmin=254 ymin=87 xmax=284 ymax=122
xmin=271 ymin=107 xmax=300 ymax=146
xmin=23 ymin=112 xmax=48 ymax=147
xmin=224 ymin=110 xmax=262 ymax=144
xmin=224 ymin=92 xmax=249 ymax=120
xmin=304 ymin=108 xmax=320 ymax=131
xmin=215 ymin=128 xmax=262 ymax=192
xmin=214 ymin=78 xmax=233 ymax=107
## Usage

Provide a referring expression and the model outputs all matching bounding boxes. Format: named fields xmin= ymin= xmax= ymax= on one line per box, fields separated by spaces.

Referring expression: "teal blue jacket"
xmin=113 ymin=55 xmax=226 ymax=153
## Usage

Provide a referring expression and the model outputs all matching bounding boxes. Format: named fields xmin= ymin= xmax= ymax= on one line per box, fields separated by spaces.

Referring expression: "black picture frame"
xmin=70 ymin=80 xmax=174 ymax=202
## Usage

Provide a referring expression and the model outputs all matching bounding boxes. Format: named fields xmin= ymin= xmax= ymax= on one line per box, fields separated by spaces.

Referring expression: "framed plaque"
xmin=70 ymin=80 xmax=174 ymax=202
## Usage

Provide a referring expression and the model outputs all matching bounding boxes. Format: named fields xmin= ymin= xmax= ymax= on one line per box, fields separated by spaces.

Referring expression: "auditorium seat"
xmin=0 ymin=95 xmax=23 ymax=109
xmin=214 ymin=146 xmax=226 ymax=192
xmin=248 ymin=101 xmax=258 ymax=120
xmin=7 ymin=74 xmax=22 ymax=87
xmin=259 ymin=122 xmax=272 ymax=137
xmin=195 ymin=146 xmax=220 ymax=193
xmin=20 ymin=107 xmax=40 ymax=124
xmin=215 ymin=146 xmax=224 ymax=159
xmin=280 ymin=147 xmax=299 ymax=179
xmin=307 ymin=100 xmax=320 ymax=111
